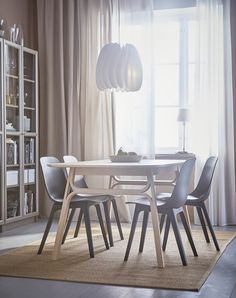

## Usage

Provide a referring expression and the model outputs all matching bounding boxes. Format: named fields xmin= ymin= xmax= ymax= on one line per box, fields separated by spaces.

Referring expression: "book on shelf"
xmin=6 ymin=138 xmax=18 ymax=165
xmin=24 ymin=138 xmax=35 ymax=164
xmin=24 ymin=190 xmax=34 ymax=214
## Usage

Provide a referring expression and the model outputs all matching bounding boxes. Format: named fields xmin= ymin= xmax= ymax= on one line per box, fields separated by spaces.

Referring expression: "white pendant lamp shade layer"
xmin=96 ymin=43 xmax=143 ymax=92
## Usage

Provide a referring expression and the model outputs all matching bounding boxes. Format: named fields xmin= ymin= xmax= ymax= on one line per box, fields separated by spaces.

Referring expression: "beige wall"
xmin=0 ymin=0 xmax=38 ymax=49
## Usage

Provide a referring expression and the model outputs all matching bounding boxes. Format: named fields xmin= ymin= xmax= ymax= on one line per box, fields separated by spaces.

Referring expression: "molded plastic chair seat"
xmin=38 ymin=156 xmax=109 ymax=258
xmin=186 ymin=194 xmax=206 ymax=204
xmin=124 ymin=158 xmax=197 ymax=266
xmin=185 ymin=156 xmax=219 ymax=251
xmin=63 ymin=155 xmax=124 ymax=247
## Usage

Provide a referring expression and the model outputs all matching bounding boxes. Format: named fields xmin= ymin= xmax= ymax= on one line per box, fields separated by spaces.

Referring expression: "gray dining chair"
xmin=185 ymin=156 xmax=219 ymax=250
xmin=38 ymin=156 xmax=109 ymax=258
xmin=62 ymin=155 xmax=124 ymax=247
xmin=124 ymin=158 xmax=197 ymax=266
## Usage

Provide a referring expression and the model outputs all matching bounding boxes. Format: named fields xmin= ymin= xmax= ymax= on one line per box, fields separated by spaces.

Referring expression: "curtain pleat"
xmin=37 ymin=0 xmax=115 ymax=216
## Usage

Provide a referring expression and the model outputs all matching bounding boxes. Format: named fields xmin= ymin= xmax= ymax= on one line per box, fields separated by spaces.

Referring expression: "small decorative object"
xmin=0 ymin=19 xmax=6 ymax=37
xmin=177 ymin=108 xmax=190 ymax=153
xmin=23 ymin=116 xmax=31 ymax=131
xmin=6 ymin=95 xmax=11 ymax=105
xmin=6 ymin=120 xmax=15 ymax=131
xmin=16 ymin=24 xmax=23 ymax=46
xmin=9 ymin=24 xmax=23 ymax=45
xmin=9 ymin=24 xmax=16 ymax=42
xmin=110 ymin=147 xmax=142 ymax=162
xmin=7 ymin=198 xmax=18 ymax=218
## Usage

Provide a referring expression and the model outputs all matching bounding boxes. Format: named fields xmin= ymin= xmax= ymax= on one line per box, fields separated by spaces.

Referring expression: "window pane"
xmin=188 ymin=64 xmax=195 ymax=105
xmin=155 ymin=107 xmax=179 ymax=150
xmin=188 ymin=20 xmax=196 ymax=63
xmin=154 ymin=21 xmax=180 ymax=64
xmin=155 ymin=65 xmax=179 ymax=105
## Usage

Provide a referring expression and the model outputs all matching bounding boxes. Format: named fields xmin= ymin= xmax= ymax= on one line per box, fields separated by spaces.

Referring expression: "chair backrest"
xmin=63 ymin=155 xmax=88 ymax=188
xmin=40 ymin=156 xmax=67 ymax=201
xmin=167 ymin=158 xmax=196 ymax=209
xmin=190 ymin=156 xmax=218 ymax=200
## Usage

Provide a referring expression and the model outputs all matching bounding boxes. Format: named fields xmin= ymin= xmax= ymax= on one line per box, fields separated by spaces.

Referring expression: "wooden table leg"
xmin=147 ymin=172 xmax=165 ymax=268
xmin=52 ymin=169 xmax=75 ymax=260
xmin=183 ymin=205 xmax=192 ymax=234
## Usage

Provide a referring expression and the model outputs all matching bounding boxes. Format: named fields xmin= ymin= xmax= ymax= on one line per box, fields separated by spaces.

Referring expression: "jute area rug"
xmin=0 ymin=225 xmax=235 ymax=291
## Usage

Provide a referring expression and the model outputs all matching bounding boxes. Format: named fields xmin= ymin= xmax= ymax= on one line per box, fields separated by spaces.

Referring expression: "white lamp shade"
xmin=123 ymin=44 xmax=143 ymax=91
xmin=177 ymin=108 xmax=190 ymax=122
xmin=96 ymin=42 xmax=143 ymax=92
xmin=96 ymin=43 xmax=111 ymax=90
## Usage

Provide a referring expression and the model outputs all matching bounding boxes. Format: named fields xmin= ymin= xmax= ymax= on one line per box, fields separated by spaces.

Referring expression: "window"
xmin=114 ymin=8 xmax=196 ymax=154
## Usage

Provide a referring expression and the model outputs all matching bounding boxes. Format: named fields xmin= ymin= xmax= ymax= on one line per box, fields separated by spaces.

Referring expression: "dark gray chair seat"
xmin=124 ymin=158 xmax=197 ymax=266
xmin=158 ymin=156 xmax=219 ymax=252
xmin=38 ymin=156 xmax=109 ymax=258
xmin=185 ymin=156 xmax=219 ymax=251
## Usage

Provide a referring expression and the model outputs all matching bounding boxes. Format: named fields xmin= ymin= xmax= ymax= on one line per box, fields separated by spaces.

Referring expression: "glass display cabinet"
xmin=0 ymin=39 xmax=38 ymax=228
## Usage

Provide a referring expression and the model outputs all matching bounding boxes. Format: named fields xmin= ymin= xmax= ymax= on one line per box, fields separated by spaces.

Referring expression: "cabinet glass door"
xmin=5 ymin=43 xmax=20 ymax=132
xmin=6 ymin=135 xmax=21 ymax=219
xmin=5 ymin=43 xmax=22 ymax=220
xmin=23 ymin=51 xmax=36 ymax=133
xmin=23 ymin=136 xmax=36 ymax=214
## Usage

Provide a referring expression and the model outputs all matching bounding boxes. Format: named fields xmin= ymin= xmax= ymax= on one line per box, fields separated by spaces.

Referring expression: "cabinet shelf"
xmin=6 ymin=74 xmax=19 ymax=80
xmin=6 ymin=104 xmax=19 ymax=109
xmin=7 ymin=184 xmax=19 ymax=188
xmin=24 ymin=163 xmax=36 ymax=167
xmin=7 ymin=164 xmax=20 ymax=168
xmin=6 ymin=131 xmax=20 ymax=135
xmin=24 ymin=106 xmax=35 ymax=111
xmin=24 ymin=182 xmax=35 ymax=186
xmin=24 ymin=78 xmax=35 ymax=83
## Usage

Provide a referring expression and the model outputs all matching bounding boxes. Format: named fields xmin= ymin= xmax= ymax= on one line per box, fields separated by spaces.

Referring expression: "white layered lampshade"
xmin=96 ymin=43 xmax=143 ymax=92
xmin=177 ymin=108 xmax=190 ymax=122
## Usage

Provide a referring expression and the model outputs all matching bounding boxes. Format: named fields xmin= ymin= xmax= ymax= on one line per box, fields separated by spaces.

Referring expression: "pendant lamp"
xmin=96 ymin=43 xmax=143 ymax=92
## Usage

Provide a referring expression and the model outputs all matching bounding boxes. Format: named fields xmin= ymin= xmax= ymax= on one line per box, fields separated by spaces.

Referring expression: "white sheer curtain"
xmin=112 ymin=0 xmax=155 ymax=157
xmin=189 ymin=0 xmax=236 ymax=225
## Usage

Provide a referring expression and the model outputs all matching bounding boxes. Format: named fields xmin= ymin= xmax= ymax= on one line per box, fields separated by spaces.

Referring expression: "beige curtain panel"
xmin=37 ymin=0 xmax=131 ymax=220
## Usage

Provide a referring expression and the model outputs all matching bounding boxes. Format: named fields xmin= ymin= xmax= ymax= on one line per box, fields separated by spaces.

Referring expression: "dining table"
xmin=48 ymin=158 xmax=186 ymax=268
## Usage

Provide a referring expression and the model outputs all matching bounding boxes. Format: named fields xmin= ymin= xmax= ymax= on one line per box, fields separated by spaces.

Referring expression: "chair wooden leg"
xmin=169 ymin=210 xmax=187 ymax=266
xmin=179 ymin=211 xmax=198 ymax=256
xmin=111 ymin=198 xmax=124 ymax=240
xmin=201 ymin=203 xmax=220 ymax=251
xmin=162 ymin=215 xmax=170 ymax=252
xmin=124 ymin=205 xmax=141 ymax=261
xmin=160 ymin=214 xmax=166 ymax=233
xmin=196 ymin=206 xmax=210 ymax=243
xmin=74 ymin=209 xmax=83 ymax=238
xmin=83 ymin=206 xmax=94 ymax=258
xmin=139 ymin=210 xmax=149 ymax=253
xmin=95 ymin=204 xmax=109 ymax=250
xmin=103 ymin=200 xmax=114 ymax=247
xmin=38 ymin=204 xmax=59 ymax=254
xmin=62 ymin=207 xmax=76 ymax=244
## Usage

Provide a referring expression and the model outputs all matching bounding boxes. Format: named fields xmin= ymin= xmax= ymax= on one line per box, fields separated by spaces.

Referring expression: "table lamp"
xmin=177 ymin=108 xmax=190 ymax=153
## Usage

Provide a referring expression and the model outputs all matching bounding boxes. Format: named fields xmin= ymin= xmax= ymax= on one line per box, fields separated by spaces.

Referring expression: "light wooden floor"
xmin=0 ymin=219 xmax=236 ymax=298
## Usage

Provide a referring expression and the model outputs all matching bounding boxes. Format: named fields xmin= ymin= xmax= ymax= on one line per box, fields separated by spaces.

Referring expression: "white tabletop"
xmin=48 ymin=159 xmax=185 ymax=176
